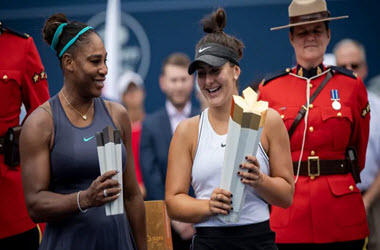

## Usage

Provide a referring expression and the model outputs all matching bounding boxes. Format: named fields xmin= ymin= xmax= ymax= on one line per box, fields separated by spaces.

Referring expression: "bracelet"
xmin=77 ymin=191 xmax=88 ymax=213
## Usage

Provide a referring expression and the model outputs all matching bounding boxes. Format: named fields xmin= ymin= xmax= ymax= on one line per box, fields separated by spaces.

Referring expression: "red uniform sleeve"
xmin=21 ymin=37 xmax=50 ymax=121
xmin=350 ymin=77 xmax=370 ymax=170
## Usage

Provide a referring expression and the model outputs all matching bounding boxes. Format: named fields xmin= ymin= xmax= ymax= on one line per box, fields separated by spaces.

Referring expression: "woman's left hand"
xmin=237 ymin=155 xmax=264 ymax=188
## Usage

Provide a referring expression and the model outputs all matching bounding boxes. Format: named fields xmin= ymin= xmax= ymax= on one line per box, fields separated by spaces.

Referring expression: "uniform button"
xmin=309 ymin=104 xmax=314 ymax=109
xmin=309 ymin=83 xmax=313 ymax=88
xmin=349 ymin=185 xmax=354 ymax=192
xmin=310 ymin=150 xmax=315 ymax=156
xmin=309 ymin=126 xmax=314 ymax=132
xmin=337 ymin=112 xmax=342 ymax=117
xmin=3 ymin=75 xmax=8 ymax=80
xmin=310 ymin=176 xmax=315 ymax=180
xmin=281 ymin=114 xmax=285 ymax=119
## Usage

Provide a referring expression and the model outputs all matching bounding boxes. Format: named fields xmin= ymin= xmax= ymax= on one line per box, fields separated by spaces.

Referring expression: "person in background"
xmin=259 ymin=0 xmax=370 ymax=249
xmin=334 ymin=39 xmax=368 ymax=81
xmin=0 ymin=22 xmax=50 ymax=250
xmin=140 ymin=52 xmax=198 ymax=249
xmin=334 ymin=39 xmax=380 ymax=250
xmin=166 ymin=8 xmax=294 ymax=249
xmin=119 ymin=71 xmax=146 ymax=198
xmin=19 ymin=13 xmax=146 ymax=250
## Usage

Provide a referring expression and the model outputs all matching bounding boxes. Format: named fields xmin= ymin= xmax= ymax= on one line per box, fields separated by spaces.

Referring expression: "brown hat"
xmin=271 ymin=0 xmax=348 ymax=31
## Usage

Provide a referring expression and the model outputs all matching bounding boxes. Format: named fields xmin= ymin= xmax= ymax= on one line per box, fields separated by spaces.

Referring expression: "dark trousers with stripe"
xmin=192 ymin=220 xmax=277 ymax=250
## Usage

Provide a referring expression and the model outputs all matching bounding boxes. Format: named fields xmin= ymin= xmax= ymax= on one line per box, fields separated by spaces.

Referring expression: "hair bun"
xmin=42 ymin=13 xmax=69 ymax=46
xmin=202 ymin=8 xmax=227 ymax=34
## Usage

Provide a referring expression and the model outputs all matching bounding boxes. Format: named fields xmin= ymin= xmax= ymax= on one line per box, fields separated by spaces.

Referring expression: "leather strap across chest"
xmin=288 ymin=71 xmax=333 ymax=138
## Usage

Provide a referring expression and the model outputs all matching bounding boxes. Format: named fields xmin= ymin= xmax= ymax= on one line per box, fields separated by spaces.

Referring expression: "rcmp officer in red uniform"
xmin=0 ymin=23 xmax=49 ymax=249
xmin=259 ymin=0 xmax=370 ymax=249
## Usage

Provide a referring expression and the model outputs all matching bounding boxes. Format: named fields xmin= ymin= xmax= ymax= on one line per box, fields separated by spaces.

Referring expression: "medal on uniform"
xmin=331 ymin=89 xmax=341 ymax=110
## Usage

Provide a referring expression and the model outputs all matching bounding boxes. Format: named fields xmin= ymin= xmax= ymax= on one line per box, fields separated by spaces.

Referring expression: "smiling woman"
xmin=165 ymin=8 xmax=294 ymax=250
xmin=19 ymin=13 xmax=147 ymax=250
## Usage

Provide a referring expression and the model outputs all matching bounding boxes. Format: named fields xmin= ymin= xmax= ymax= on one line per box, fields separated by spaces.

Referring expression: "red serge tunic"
xmin=0 ymin=30 xmax=49 ymax=239
xmin=259 ymin=65 xmax=370 ymax=243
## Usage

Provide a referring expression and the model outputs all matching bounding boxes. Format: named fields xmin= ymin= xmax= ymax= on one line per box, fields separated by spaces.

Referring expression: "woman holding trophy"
xmin=165 ymin=8 xmax=294 ymax=249
xmin=19 ymin=13 xmax=146 ymax=250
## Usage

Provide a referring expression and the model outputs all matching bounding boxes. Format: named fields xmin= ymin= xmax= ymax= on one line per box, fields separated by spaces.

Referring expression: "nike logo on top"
xmin=83 ymin=136 xmax=95 ymax=142
xmin=221 ymin=143 xmax=226 ymax=147
xmin=199 ymin=46 xmax=211 ymax=53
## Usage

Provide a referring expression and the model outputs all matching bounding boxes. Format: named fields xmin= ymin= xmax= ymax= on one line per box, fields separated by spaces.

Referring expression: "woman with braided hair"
xmin=20 ymin=13 xmax=146 ymax=250
xmin=165 ymin=8 xmax=294 ymax=250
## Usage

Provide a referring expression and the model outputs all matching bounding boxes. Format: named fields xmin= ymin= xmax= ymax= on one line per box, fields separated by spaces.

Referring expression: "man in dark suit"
xmin=140 ymin=52 xmax=198 ymax=249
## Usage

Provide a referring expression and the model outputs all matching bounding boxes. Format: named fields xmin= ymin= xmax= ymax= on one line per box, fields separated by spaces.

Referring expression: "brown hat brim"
xmin=270 ymin=15 xmax=348 ymax=31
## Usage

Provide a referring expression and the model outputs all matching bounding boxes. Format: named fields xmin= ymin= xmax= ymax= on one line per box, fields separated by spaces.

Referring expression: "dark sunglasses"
xmin=339 ymin=63 xmax=362 ymax=70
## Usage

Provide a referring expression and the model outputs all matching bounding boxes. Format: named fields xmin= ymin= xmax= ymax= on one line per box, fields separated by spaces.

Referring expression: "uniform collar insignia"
xmin=297 ymin=67 xmax=303 ymax=77
xmin=296 ymin=64 xmax=324 ymax=78
xmin=317 ymin=66 xmax=322 ymax=75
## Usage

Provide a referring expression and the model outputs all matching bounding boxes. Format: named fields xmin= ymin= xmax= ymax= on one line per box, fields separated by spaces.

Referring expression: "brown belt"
xmin=293 ymin=156 xmax=350 ymax=177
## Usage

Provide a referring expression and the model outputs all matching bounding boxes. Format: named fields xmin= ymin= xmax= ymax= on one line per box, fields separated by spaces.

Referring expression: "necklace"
xmin=61 ymin=90 xmax=93 ymax=120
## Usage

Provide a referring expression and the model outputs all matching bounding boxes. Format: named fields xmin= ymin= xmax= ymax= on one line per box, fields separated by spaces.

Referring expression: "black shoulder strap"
xmin=0 ymin=23 xmax=29 ymax=39
xmin=288 ymin=71 xmax=333 ymax=138
xmin=262 ymin=68 xmax=291 ymax=86
xmin=330 ymin=66 xmax=357 ymax=79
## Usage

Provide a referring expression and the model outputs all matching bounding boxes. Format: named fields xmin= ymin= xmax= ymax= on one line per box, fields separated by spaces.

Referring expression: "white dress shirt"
xmin=166 ymin=100 xmax=191 ymax=135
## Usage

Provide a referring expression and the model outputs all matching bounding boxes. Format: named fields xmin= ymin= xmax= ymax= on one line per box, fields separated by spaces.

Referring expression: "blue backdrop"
xmin=1 ymin=0 xmax=379 ymax=113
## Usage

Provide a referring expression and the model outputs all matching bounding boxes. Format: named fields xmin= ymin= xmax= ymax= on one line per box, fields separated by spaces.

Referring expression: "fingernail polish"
xmin=231 ymin=207 xmax=233 ymax=210
xmin=237 ymin=171 xmax=240 ymax=175
xmin=241 ymin=178 xmax=243 ymax=181
xmin=115 ymin=170 xmax=119 ymax=174
xmin=245 ymin=156 xmax=248 ymax=160
xmin=230 ymin=201 xmax=233 ymax=204
xmin=231 ymin=194 xmax=233 ymax=198
xmin=239 ymin=164 xmax=242 ymax=168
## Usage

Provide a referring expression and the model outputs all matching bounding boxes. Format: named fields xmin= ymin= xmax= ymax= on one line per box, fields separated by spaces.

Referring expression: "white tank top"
xmin=191 ymin=108 xmax=270 ymax=227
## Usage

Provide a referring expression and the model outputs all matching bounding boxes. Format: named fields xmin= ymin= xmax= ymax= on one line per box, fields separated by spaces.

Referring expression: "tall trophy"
xmin=219 ymin=87 xmax=268 ymax=222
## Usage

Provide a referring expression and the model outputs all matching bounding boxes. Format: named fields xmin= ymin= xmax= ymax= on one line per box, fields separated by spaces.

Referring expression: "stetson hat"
xmin=271 ymin=0 xmax=348 ymax=31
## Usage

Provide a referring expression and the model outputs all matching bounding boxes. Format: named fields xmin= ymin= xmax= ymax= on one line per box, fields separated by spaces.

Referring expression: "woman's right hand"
xmin=209 ymin=188 xmax=233 ymax=215
xmin=81 ymin=170 xmax=121 ymax=209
